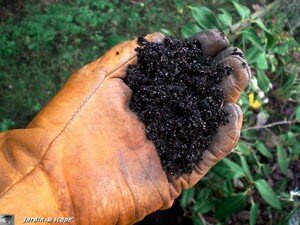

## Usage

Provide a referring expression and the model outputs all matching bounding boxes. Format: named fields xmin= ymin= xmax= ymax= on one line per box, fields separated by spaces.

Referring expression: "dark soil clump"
xmin=125 ymin=36 xmax=232 ymax=176
xmin=232 ymin=48 xmax=245 ymax=59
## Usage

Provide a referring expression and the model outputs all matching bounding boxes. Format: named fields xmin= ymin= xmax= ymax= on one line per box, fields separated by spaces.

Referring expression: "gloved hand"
xmin=0 ymin=30 xmax=250 ymax=225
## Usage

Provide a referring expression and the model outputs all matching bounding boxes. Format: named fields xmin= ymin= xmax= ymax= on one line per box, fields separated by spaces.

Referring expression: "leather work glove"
xmin=0 ymin=30 xmax=250 ymax=225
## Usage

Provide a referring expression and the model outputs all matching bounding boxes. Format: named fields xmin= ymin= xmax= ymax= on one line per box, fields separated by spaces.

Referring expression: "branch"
xmin=191 ymin=198 xmax=213 ymax=225
xmin=229 ymin=0 xmax=280 ymax=40
xmin=242 ymin=120 xmax=299 ymax=131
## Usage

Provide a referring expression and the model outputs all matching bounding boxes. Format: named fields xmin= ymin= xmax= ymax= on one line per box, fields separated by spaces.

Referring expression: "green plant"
xmin=0 ymin=0 xmax=183 ymax=129
xmin=173 ymin=0 xmax=300 ymax=224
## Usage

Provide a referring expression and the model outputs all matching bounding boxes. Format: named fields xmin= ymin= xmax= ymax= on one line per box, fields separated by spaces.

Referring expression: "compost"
xmin=124 ymin=35 xmax=232 ymax=176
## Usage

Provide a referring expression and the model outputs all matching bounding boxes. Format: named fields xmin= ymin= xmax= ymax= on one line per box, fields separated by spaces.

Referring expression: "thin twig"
xmin=198 ymin=212 xmax=212 ymax=225
xmin=242 ymin=120 xmax=299 ymax=131
xmin=191 ymin=198 xmax=213 ymax=225
xmin=229 ymin=0 xmax=280 ymax=41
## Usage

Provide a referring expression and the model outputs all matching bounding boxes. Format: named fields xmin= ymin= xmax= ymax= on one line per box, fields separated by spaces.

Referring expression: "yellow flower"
xmin=248 ymin=92 xmax=261 ymax=110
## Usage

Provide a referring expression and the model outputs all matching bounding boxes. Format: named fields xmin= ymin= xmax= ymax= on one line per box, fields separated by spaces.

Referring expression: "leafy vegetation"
xmin=176 ymin=1 xmax=300 ymax=224
xmin=0 ymin=0 xmax=299 ymax=224
xmin=0 ymin=0 xmax=182 ymax=127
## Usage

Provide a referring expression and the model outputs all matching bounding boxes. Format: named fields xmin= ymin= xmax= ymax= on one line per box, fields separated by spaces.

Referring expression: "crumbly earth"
xmin=124 ymin=36 xmax=232 ymax=176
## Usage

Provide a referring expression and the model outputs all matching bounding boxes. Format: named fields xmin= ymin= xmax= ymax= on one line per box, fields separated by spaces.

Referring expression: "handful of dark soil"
xmin=124 ymin=36 xmax=232 ymax=176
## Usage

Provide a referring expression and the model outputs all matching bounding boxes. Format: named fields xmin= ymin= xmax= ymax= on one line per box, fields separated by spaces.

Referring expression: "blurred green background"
xmin=0 ymin=0 xmax=299 ymax=224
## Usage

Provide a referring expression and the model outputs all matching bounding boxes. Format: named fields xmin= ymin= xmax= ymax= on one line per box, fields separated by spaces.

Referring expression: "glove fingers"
xmin=206 ymin=102 xmax=243 ymax=159
xmin=213 ymin=47 xmax=245 ymax=62
xmin=188 ymin=29 xmax=229 ymax=57
xmin=185 ymin=103 xmax=243 ymax=188
xmin=214 ymin=47 xmax=251 ymax=103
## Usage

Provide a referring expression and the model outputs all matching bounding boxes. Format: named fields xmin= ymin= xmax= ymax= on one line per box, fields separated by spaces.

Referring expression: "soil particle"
xmin=232 ymin=51 xmax=245 ymax=59
xmin=125 ymin=36 xmax=231 ymax=176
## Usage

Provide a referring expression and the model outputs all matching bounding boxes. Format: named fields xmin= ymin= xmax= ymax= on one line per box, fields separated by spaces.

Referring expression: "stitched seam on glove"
xmin=0 ymin=56 xmax=137 ymax=201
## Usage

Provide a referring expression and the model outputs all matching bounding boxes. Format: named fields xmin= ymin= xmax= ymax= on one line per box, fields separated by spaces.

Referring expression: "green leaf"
xmin=277 ymin=207 xmax=298 ymax=225
xmin=262 ymin=163 xmax=271 ymax=176
xmin=231 ymin=1 xmax=251 ymax=19
xmin=296 ymin=106 xmax=300 ymax=120
xmin=293 ymin=145 xmax=300 ymax=155
xmin=0 ymin=119 xmax=15 ymax=131
xmin=255 ymin=141 xmax=272 ymax=158
xmin=160 ymin=28 xmax=174 ymax=36
xmin=263 ymin=33 xmax=276 ymax=49
xmin=222 ymin=179 xmax=234 ymax=196
xmin=253 ymin=18 xmax=275 ymax=49
xmin=250 ymin=201 xmax=258 ymax=225
xmin=255 ymin=52 xmax=268 ymax=70
xmin=253 ymin=18 xmax=271 ymax=33
xmin=218 ymin=8 xmax=232 ymax=26
xmin=107 ymin=35 xmax=127 ymax=47
xmin=212 ymin=158 xmax=245 ymax=179
xmin=266 ymin=33 xmax=276 ymax=49
xmin=189 ymin=6 xmax=223 ymax=30
xmin=193 ymin=198 xmax=214 ymax=213
xmin=240 ymin=156 xmax=253 ymax=181
xmin=236 ymin=141 xmax=250 ymax=155
xmin=192 ymin=215 xmax=205 ymax=225
xmin=254 ymin=179 xmax=282 ymax=209
xmin=215 ymin=193 xmax=247 ymax=219
xmin=196 ymin=187 xmax=212 ymax=200
xmin=174 ymin=0 xmax=184 ymax=14
xmin=32 ymin=103 xmax=42 ymax=111
xmin=281 ymin=73 xmax=297 ymax=95
xmin=181 ymin=23 xmax=202 ymax=38
xmin=238 ymin=91 xmax=249 ymax=112
xmin=257 ymin=70 xmax=271 ymax=92
xmin=277 ymin=146 xmax=289 ymax=174
xmin=241 ymin=28 xmax=265 ymax=52
xmin=245 ymin=47 xmax=263 ymax=64
xmin=180 ymin=188 xmax=195 ymax=208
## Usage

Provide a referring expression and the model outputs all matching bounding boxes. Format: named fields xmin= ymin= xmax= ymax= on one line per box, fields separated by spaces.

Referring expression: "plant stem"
xmin=229 ymin=0 xmax=281 ymax=41
xmin=242 ymin=120 xmax=299 ymax=131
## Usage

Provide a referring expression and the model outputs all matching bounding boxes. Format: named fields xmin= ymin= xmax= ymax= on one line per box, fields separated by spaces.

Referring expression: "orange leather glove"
xmin=0 ymin=30 xmax=250 ymax=225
